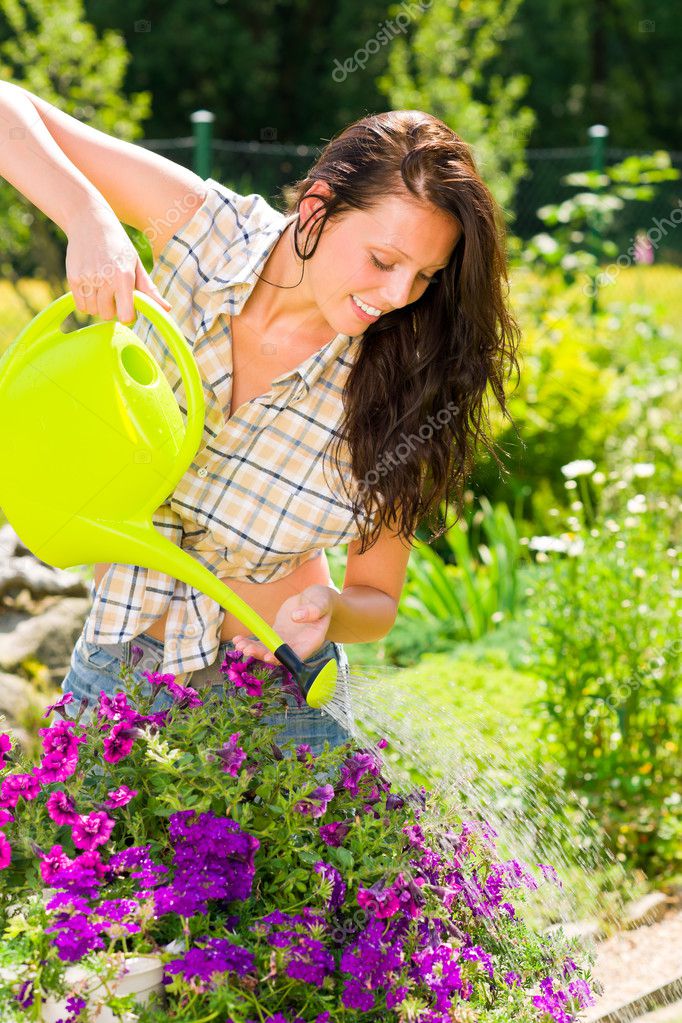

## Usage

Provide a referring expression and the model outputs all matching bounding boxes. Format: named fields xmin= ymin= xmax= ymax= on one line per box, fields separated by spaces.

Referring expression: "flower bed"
xmin=0 ymin=649 xmax=598 ymax=1022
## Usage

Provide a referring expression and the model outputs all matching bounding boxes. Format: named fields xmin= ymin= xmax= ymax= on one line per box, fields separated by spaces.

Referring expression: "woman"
xmin=0 ymin=83 xmax=520 ymax=751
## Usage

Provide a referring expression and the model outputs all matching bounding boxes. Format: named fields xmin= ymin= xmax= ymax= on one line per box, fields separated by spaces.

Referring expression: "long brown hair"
xmin=280 ymin=109 xmax=521 ymax=552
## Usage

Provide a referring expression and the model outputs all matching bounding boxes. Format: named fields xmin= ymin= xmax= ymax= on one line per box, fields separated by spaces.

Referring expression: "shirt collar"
xmin=202 ymin=207 xmax=362 ymax=395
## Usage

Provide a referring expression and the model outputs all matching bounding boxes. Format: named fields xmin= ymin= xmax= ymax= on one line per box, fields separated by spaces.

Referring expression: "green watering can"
xmin=0 ymin=290 xmax=337 ymax=708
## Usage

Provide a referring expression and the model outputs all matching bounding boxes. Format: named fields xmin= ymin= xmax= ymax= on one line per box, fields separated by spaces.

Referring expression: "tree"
xmin=0 ymin=0 xmax=151 ymax=311
xmin=376 ymin=0 xmax=536 ymax=216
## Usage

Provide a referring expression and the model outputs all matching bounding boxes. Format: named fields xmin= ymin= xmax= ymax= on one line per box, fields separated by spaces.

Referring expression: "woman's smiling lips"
xmin=350 ymin=294 xmax=384 ymax=322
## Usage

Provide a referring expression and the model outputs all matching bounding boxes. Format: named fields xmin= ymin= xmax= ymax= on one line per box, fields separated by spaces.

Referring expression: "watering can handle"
xmin=12 ymin=289 xmax=205 ymax=493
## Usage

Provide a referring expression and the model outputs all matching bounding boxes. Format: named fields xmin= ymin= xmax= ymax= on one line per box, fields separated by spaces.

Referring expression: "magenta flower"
xmin=37 ymin=844 xmax=71 ymax=884
xmin=39 ymin=720 xmax=87 ymax=761
xmin=71 ymin=811 xmax=115 ymax=851
xmin=0 ymin=832 xmax=11 ymax=869
xmin=222 ymin=653 xmax=264 ymax=698
xmin=104 ymin=785 xmax=137 ymax=809
xmin=143 ymin=670 xmax=177 ymax=687
xmin=36 ymin=753 xmax=79 ymax=785
xmin=102 ymin=723 xmax=138 ymax=763
xmin=0 ymin=771 xmax=42 ymax=808
xmin=318 ymin=821 xmax=350 ymax=847
xmin=42 ymin=693 xmax=74 ymax=718
xmin=218 ymin=733 xmax=246 ymax=777
xmin=0 ymin=732 xmax=11 ymax=768
xmin=97 ymin=691 xmax=138 ymax=726
xmin=46 ymin=790 xmax=79 ymax=826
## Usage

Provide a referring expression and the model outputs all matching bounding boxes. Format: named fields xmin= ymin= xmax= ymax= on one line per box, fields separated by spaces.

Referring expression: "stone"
xmin=623 ymin=891 xmax=671 ymax=930
xmin=0 ymin=557 xmax=89 ymax=602
xmin=0 ymin=596 xmax=91 ymax=684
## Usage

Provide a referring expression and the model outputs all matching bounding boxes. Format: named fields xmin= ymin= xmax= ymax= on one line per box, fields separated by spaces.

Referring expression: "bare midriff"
xmin=92 ymin=551 xmax=335 ymax=646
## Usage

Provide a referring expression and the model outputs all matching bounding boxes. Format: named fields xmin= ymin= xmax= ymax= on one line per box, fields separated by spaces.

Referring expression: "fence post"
xmin=587 ymin=124 xmax=609 ymax=317
xmin=190 ymin=110 xmax=214 ymax=179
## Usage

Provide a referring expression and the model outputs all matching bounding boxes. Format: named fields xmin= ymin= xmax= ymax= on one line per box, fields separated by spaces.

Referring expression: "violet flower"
xmin=294 ymin=783 xmax=335 ymax=819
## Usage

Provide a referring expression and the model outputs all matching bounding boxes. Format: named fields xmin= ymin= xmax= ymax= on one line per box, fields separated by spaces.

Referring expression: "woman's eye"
xmin=370 ymin=252 xmax=440 ymax=284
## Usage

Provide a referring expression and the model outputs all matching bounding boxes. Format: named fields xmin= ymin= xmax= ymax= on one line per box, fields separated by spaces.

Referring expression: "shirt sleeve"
xmin=129 ymin=176 xmax=264 ymax=405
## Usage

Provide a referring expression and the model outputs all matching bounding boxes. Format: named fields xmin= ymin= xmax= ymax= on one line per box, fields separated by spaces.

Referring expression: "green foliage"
xmin=0 ymin=0 xmax=151 ymax=303
xmin=522 ymin=151 xmax=680 ymax=310
xmin=376 ymin=496 xmax=526 ymax=666
xmin=524 ymin=498 xmax=682 ymax=880
xmin=376 ymin=0 xmax=536 ymax=212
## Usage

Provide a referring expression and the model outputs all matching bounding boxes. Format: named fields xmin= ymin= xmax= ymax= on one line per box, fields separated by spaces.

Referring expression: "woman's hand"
xmin=66 ymin=204 xmax=172 ymax=325
xmin=231 ymin=584 xmax=337 ymax=665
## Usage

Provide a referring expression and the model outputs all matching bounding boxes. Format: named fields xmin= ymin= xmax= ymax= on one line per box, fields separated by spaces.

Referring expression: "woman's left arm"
xmin=231 ymin=522 xmax=412 ymax=661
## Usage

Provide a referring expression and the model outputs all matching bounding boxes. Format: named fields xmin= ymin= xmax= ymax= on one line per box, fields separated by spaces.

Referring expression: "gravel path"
xmin=584 ymin=902 xmax=682 ymax=1021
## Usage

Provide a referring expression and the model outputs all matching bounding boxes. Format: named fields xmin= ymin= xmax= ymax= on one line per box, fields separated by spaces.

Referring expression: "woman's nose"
xmin=383 ymin=271 xmax=417 ymax=309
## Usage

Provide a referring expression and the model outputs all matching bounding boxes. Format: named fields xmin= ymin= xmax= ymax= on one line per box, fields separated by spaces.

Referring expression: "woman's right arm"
xmin=0 ymin=81 xmax=206 ymax=322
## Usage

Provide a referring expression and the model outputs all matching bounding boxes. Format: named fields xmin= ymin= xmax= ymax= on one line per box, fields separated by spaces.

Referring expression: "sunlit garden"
xmin=0 ymin=0 xmax=680 ymax=1020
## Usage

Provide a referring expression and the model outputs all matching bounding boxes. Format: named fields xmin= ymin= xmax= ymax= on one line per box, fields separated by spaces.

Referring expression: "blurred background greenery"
xmin=0 ymin=0 xmax=679 ymax=909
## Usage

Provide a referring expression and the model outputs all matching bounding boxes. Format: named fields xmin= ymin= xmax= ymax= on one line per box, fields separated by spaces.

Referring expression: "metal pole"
xmin=190 ymin=110 xmax=215 ymax=179
xmin=587 ymin=124 xmax=609 ymax=317
xmin=588 ymin=123 xmax=609 ymax=174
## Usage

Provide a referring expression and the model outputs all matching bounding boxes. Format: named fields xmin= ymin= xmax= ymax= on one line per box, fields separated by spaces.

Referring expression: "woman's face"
xmin=299 ymin=183 xmax=462 ymax=336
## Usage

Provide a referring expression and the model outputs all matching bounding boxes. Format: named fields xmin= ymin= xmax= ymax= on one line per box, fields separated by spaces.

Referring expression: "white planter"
xmin=41 ymin=955 xmax=164 ymax=1023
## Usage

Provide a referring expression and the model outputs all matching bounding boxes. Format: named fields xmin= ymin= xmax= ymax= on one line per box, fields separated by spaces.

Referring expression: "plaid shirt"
xmin=84 ymin=177 xmax=370 ymax=677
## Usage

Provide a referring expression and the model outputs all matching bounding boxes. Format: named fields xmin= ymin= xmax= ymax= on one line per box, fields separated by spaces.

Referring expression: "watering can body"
xmin=0 ymin=291 xmax=338 ymax=707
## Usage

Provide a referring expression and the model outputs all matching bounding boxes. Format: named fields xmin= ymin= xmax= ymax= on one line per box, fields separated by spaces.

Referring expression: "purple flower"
xmin=43 ymin=693 xmax=74 ymax=718
xmin=504 ymin=970 xmax=522 ymax=987
xmin=218 ymin=733 xmax=246 ymax=777
xmin=532 ymin=976 xmax=572 ymax=1023
xmin=538 ymin=862 xmax=563 ymax=888
xmin=294 ymin=783 xmax=335 ymax=819
xmin=45 ymin=912 xmax=105 ymax=962
xmin=71 ymin=811 xmax=115 ymax=851
xmin=164 ymin=937 xmax=255 ymax=990
xmin=412 ymin=944 xmax=464 ymax=1011
xmin=296 ymin=743 xmax=315 ymax=767
xmin=104 ymin=785 xmax=137 ymax=809
xmin=340 ymin=751 xmax=380 ymax=796
xmin=314 ymin=860 xmax=347 ymax=909
xmin=319 ymin=821 xmax=350 ymax=847
xmin=15 ymin=979 xmax=34 ymax=1009
xmin=568 ymin=976 xmax=596 ymax=1008
xmin=46 ymin=790 xmax=79 ymax=825
xmin=130 ymin=644 xmax=144 ymax=667
xmin=342 ymin=978 xmax=376 ymax=1011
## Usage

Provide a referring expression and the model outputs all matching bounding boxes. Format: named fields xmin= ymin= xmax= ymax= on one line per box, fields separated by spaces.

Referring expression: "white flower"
xmin=632 ymin=463 xmax=655 ymax=478
xmin=561 ymin=459 xmax=596 ymax=479
xmin=627 ymin=494 xmax=647 ymax=514
xmin=529 ymin=535 xmax=569 ymax=553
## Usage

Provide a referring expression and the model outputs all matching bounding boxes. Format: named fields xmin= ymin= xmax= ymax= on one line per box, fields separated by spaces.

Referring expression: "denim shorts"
xmin=61 ymin=627 xmax=355 ymax=755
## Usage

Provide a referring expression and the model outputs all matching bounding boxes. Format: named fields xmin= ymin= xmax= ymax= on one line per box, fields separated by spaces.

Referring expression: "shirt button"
xmin=197 ymin=467 xmax=208 ymax=478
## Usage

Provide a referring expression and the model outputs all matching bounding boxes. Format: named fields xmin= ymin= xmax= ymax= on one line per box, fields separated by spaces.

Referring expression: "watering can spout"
xmin=0 ymin=290 xmax=337 ymax=709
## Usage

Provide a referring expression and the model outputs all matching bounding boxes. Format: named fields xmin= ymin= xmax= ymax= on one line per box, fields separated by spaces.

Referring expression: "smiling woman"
xmin=0 ymin=86 xmax=520 ymax=742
